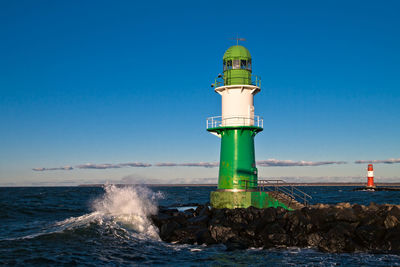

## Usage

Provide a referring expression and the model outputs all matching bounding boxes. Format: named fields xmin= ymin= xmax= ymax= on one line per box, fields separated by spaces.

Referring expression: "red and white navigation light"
xmin=367 ymin=164 xmax=375 ymax=188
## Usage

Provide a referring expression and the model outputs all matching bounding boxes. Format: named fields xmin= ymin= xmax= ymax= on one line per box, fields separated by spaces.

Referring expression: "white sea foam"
xmin=13 ymin=184 xmax=164 ymax=241
xmin=91 ymin=184 xmax=163 ymax=238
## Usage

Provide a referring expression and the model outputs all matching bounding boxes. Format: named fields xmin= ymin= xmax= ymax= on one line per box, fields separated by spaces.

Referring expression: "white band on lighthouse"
xmin=215 ymin=85 xmax=260 ymax=127
xmin=368 ymin=171 xmax=374 ymax=177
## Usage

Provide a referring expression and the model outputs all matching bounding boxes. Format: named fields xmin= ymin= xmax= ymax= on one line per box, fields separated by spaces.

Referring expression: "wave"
xmin=6 ymin=184 xmax=164 ymax=241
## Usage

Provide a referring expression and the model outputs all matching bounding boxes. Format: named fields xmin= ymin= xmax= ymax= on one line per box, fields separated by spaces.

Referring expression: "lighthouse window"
xmin=223 ymin=60 xmax=227 ymax=71
xmin=226 ymin=60 xmax=232 ymax=70
xmin=240 ymin=60 xmax=247 ymax=69
xmin=247 ymin=60 xmax=252 ymax=70
xmin=233 ymin=60 xmax=240 ymax=69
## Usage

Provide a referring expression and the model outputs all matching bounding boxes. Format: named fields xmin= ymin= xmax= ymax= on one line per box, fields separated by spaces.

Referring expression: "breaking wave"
xmin=14 ymin=184 xmax=164 ymax=241
xmin=91 ymin=184 xmax=163 ymax=238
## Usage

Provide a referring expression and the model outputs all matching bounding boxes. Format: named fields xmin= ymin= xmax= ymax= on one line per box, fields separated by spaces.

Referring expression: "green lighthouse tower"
xmin=207 ymin=45 xmax=290 ymax=209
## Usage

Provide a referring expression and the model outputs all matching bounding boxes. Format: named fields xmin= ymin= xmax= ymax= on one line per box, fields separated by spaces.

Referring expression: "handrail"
xmin=259 ymin=179 xmax=312 ymax=207
xmin=212 ymin=75 xmax=261 ymax=88
xmin=206 ymin=115 xmax=263 ymax=129
xmin=239 ymin=179 xmax=312 ymax=207
xmin=258 ymin=179 xmax=312 ymax=199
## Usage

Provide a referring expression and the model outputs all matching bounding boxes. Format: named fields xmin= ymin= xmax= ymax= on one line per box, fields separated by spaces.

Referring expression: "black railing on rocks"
xmin=240 ymin=179 xmax=312 ymax=207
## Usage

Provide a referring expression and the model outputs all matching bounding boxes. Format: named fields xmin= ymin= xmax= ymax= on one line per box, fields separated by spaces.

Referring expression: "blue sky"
xmin=1 ymin=0 xmax=399 ymax=185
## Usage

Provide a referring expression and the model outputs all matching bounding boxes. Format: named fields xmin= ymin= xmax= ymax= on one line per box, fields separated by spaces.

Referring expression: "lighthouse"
xmin=367 ymin=164 xmax=375 ymax=188
xmin=354 ymin=164 xmax=400 ymax=191
xmin=207 ymin=44 xmax=290 ymax=209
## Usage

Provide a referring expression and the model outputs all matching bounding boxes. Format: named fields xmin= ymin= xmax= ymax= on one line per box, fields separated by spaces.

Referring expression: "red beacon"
xmin=354 ymin=164 xmax=400 ymax=191
xmin=367 ymin=164 xmax=375 ymax=188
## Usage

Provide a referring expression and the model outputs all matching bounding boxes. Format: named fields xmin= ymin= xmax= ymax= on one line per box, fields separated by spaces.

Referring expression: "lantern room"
xmin=222 ymin=45 xmax=252 ymax=86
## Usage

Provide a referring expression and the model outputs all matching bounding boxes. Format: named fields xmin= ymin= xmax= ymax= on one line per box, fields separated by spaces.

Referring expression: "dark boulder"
xmin=354 ymin=224 xmax=386 ymax=250
xmin=160 ymin=221 xmax=180 ymax=241
xmin=268 ymin=233 xmax=290 ymax=246
xmin=150 ymin=213 xmax=172 ymax=228
xmin=209 ymin=225 xmax=236 ymax=243
xmin=385 ymin=225 xmax=400 ymax=252
xmin=334 ymin=208 xmax=358 ymax=222
xmin=384 ymin=214 xmax=400 ymax=229
xmin=195 ymin=228 xmax=215 ymax=245
xmin=307 ymin=232 xmax=323 ymax=247
xmin=389 ymin=206 xmax=400 ymax=219
xmin=171 ymin=226 xmax=201 ymax=244
xmin=318 ymin=232 xmax=355 ymax=253
xmin=187 ymin=215 xmax=209 ymax=227
xmin=194 ymin=205 xmax=209 ymax=216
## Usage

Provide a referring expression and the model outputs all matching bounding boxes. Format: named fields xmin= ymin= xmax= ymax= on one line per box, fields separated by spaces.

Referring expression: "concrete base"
xmin=210 ymin=191 xmax=291 ymax=210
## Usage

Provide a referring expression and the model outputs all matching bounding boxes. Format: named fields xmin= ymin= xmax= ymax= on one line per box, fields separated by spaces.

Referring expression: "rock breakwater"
xmin=151 ymin=203 xmax=400 ymax=253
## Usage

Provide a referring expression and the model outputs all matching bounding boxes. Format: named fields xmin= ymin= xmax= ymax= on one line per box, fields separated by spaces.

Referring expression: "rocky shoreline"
xmin=151 ymin=203 xmax=400 ymax=253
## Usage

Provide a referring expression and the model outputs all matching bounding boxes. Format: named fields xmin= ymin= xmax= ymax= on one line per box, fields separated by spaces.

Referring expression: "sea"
xmin=1 ymin=185 xmax=400 ymax=266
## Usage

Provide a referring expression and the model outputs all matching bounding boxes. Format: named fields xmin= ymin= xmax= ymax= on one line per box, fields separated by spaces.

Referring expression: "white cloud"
xmin=257 ymin=159 xmax=347 ymax=167
xmin=117 ymin=175 xmax=217 ymax=184
xmin=155 ymin=159 xmax=347 ymax=168
xmin=76 ymin=162 xmax=152 ymax=169
xmin=32 ymin=166 xmax=73 ymax=171
xmin=259 ymin=176 xmax=400 ymax=183
xmin=76 ymin=163 xmax=121 ymax=169
xmin=355 ymin=158 xmax=400 ymax=164
xmin=153 ymin=162 xmax=178 ymax=167
xmin=33 ymin=158 xmax=350 ymax=172
xmin=34 ymin=162 xmax=152 ymax=171
xmin=155 ymin=162 xmax=219 ymax=168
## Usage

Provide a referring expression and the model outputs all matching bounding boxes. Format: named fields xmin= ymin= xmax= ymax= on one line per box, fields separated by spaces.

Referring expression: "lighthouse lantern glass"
xmin=240 ymin=60 xmax=246 ymax=69
xmin=233 ymin=60 xmax=240 ymax=69
xmin=226 ymin=60 xmax=232 ymax=70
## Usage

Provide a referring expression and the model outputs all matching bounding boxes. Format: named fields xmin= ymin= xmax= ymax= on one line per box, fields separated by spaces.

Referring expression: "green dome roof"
xmin=223 ymin=45 xmax=251 ymax=60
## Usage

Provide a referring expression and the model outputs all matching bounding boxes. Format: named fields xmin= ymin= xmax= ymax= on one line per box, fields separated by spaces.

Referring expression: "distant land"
xmin=78 ymin=183 xmax=400 ymax=187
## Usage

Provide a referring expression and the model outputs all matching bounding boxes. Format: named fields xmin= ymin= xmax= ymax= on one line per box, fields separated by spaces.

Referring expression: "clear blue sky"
xmin=1 ymin=0 xmax=399 ymax=185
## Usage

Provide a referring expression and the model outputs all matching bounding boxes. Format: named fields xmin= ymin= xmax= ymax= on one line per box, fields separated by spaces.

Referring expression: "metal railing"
xmin=258 ymin=179 xmax=312 ymax=207
xmin=212 ymin=75 xmax=261 ymax=88
xmin=238 ymin=179 xmax=312 ymax=207
xmin=206 ymin=115 xmax=263 ymax=129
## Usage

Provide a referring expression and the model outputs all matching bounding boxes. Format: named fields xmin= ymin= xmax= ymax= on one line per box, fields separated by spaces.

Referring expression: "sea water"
xmin=1 ymin=185 xmax=400 ymax=266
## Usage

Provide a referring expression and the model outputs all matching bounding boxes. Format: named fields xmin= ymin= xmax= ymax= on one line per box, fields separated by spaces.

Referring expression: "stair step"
xmin=267 ymin=191 xmax=305 ymax=210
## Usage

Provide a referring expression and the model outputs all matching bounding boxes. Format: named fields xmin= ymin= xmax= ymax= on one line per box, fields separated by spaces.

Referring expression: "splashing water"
xmin=92 ymin=184 xmax=163 ymax=238
xmin=44 ymin=184 xmax=164 ymax=240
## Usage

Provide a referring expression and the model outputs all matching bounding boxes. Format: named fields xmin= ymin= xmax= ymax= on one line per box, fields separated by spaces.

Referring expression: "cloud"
xmin=76 ymin=163 xmax=121 ymax=169
xmin=117 ymin=175 xmax=217 ymax=184
xmin=34 ymin=162 xmax=152 ymax=171
xmin=155 ymin=159 xmax=351 ymax=168
xmin=256 ymin=159 xmax=347 ymax=167
xmin=33 ymin=158 xmax=350 ymax=172
xmin=354 ymin=158 xmax=400 ymax=164
xmin=155 ymin=159 xmax=347 ymax=168
xmin=119 ymin=162 xmax=152 ymax=167
xmin=174 ymin=177 xmax=217 ymax=184
xmin=32 ymin=166 xmax=73 ymax=171
xmin=76 ymin=162 xmax=152 ymax=169
xmin=155 ymin=162 xmax=219 ymax=168
xmin=259 ymin=175 xmax=400 ymax=183
xmin=154 ymin=163 xmax=179 ymax=167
